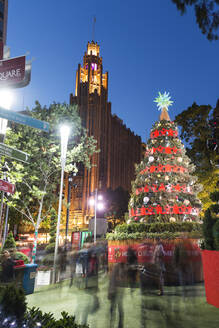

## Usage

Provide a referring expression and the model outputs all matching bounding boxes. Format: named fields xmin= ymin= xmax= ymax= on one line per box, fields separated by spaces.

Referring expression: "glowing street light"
xmin=0 ymin=89 xmax=13 ymax=137
xmin=89 ymin=189 xmax=104 ymax=243
xmin=53 ymin=124 xmax=70 ymax=283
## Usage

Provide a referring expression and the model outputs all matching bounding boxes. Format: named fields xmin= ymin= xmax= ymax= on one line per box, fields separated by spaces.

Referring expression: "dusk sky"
xmin=7 ymin=0 xmax=219 ymax=142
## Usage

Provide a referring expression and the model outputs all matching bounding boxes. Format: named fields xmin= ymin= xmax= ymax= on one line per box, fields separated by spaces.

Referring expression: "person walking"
xmin=152 ymin=237 xmax=165 ymax=296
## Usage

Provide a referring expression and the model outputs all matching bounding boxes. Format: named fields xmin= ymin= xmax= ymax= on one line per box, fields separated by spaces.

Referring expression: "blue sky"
xmin=7 ymin=0 xmax=219 ymax=142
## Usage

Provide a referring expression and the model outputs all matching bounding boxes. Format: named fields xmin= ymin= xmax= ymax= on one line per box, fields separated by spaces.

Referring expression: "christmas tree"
xmin=128 ymin=92 xmax=202 ymax=224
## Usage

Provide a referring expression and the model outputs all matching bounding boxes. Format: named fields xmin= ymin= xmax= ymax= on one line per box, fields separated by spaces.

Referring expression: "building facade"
xmin=0 ymin=0 xmax=8 ymax=46
xmin=66 ymin=41 xmax=142 ymax=229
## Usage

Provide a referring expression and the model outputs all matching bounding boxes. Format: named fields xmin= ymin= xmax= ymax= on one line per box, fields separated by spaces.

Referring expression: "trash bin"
xmin=22 ymin=263 xmax=38 ymax=295
xmin=14 ymin=260 xmax=26 ymax=288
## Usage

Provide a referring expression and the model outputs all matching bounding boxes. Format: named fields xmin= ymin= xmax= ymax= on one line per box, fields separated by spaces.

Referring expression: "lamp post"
xmin=53 ymin=124 xmax=70 ymax=283
xmin=65 ymin=170 xmax=77 ymax=241
xmin=89 ymin=189 xmax=104 ymax=243
xmin=0 ymin=89 xmax=14 ymax=142
xmin=0 ymin=90 xmax=13 ymax=243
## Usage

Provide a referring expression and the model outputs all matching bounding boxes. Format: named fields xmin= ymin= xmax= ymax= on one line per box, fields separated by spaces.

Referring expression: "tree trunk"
xmin=31 ymin=193 xmax=45 ymax=263
xmin=32 ymin=227 xmax=38 ymax=263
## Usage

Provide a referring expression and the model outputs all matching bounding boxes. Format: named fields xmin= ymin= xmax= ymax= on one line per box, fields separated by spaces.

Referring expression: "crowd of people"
xmin=0 ymin=237 xmax=199 ymax=328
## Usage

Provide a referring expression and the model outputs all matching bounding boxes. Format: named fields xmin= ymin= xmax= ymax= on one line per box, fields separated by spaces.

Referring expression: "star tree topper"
xmin=154 ymin=92 xmax=173 ymax=111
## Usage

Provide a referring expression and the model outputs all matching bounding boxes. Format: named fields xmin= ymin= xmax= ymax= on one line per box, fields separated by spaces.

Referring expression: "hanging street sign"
xmin=0 ymin=55 xmax=26 ymax=87
xmin=0 ymin=107 xmax=50 ymax=132
xmin=0 ymin=179 xmax=15 ymax=194
xmin=0 ymin=142 xmax=29 ymax=163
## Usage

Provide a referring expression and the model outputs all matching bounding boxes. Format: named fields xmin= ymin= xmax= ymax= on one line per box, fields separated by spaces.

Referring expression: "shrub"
xmin=45 ymin=242 xmax=55 ymax=253
xmin=14 ymin=251 xmax=30 ymax=264
xmin=213 ymin=220 xmax=219 ymax=250
xmin=0 ymin=306 xmax=90 ymax=327
xmin=115 ymin=222 xmax=201 ymax=234
xmin=1 ymin=284 xmax=27 ymax=320
xmin=202 ymin=191 xmax=219 ymax=250
xmin=42 ymin=253 xmax=54 ymax=266
xmin=3 ymin=231 xmax=16 ymax=250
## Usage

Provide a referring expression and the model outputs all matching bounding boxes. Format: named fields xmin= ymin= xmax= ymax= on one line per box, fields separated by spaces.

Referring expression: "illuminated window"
xmin=91 ymin=63 xmax=97 ymax=71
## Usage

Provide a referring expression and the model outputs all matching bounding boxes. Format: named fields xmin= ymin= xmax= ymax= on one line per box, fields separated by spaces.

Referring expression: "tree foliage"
xmin=3 ymin=231 xmax=16 ymax=250
xmin=0 ymin=102 xmax=98 ymax=260
xmin=172 ymin=0 xmax=219 ymax=40
xmin=104 ymin=187 xmax=129 ymax=230
xmin=175 ymin=101 xmax=219 ymax=215
xmin=202 ymin=191 xmax=219 ymax=250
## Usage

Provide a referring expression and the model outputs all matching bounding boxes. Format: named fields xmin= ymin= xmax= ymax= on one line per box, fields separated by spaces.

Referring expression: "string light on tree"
xmin=128 ymin=92 xmax=202 ymax=224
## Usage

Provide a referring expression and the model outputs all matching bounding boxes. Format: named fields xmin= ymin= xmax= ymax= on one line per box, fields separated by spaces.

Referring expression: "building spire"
xmin=92 ymin=16 xmax=96 ymax=42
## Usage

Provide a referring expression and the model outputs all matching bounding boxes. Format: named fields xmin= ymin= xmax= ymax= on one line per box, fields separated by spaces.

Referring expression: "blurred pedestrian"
xmin=69 ymin=246 xmax=78 ymax=287
xmin=173 ymin=236 xmax=193 ymax=298
xmin=152 ymin=237 xmax=165 ymax=296
xmin=58 ymin=246 xmax=67 ymax=282
xmin=108 ymin=262 xmax=126 ymax=328
xmin=126 ymin=247 xmax=138 ymax=293
xmin=80 ymin=247 xmax=100 ymax=325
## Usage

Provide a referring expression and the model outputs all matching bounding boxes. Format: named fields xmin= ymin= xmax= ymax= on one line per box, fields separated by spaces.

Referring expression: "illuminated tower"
xmin=69 ymin=41 xmax=142 ymax=228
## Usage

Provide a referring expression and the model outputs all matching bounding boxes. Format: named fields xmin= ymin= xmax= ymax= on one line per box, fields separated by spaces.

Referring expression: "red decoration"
xmin=130 ymin=205 xmax=194 ymax=216
xmin=140 ymin=165 xmax=187 ymax=175
xmin=151 ymin=146 xmax=182 ymax=154
xmin=135 ymin=184 xmax=192 ymax=195
xmin=150 ymin=128 xmax=178 ymax=139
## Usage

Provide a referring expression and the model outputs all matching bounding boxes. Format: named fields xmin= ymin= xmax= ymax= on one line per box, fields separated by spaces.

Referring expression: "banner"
xmin=108 ymin=240 xmax=201 ymax=264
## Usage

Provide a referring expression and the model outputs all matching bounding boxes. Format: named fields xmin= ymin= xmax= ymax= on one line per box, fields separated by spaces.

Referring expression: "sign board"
xmin=0 ymin=107 xmax=50 ymax=132
xmin=0 ymin=56 xmax=25 ymax=87
xmin=71 ymin=232 xmax=81 ymax=250
xmin=36 ymin=271 xmax=51 ymax=286
xmin=0 ymin=142 xmax=29 ymax=163
xmin=0 ymin=179 xmax=15 ymax=194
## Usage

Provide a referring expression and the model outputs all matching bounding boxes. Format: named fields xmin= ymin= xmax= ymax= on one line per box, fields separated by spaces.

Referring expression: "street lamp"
xmin=89 ymin=189 xmax=104 ymax=243
xmin=0 ymin=89 xmax=13 ymax=244
xmin=65 ymin=169 xmax=77 ymax=241
xmin=53 ymin=124 xmax=70 ymax=283
xmin=0 ymin=89 xmax=13 ymax=139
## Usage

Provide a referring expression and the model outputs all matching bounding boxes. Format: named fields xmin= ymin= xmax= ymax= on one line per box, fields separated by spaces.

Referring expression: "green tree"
xmin=202 ymin=191 xmax=219 ymax=250
xmin=3 ymin=231 xmax=16 ymax=250
xmin=2 ymin=102 xmax=98 ymax=262
xmin=175 ymin=101 xmax=219 ymax=215
xmin=171 ymin=0 xmax=219 ymax=40
xmin=104 ymin=187 xmax=129 ymax=229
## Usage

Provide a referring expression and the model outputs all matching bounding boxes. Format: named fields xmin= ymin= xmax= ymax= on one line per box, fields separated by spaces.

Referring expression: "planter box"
xmin=202 ymin=250 xmax=219 ymax=308
xmin=108 ymin=238 xmax=203 ymax=285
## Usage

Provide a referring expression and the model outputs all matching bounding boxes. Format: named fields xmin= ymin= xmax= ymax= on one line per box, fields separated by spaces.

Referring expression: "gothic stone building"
xmin=65 ymin=41 xmax=142 ymax=229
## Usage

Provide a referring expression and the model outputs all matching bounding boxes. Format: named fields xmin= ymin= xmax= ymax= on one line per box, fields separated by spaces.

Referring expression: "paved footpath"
xmin=27 ymin=274 xmax=219 ymax=328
